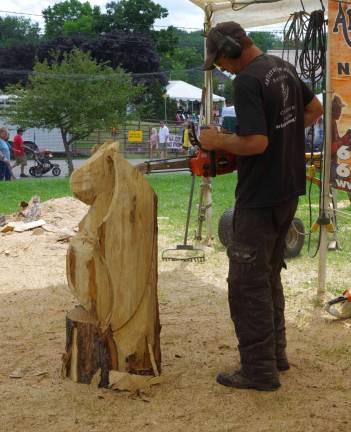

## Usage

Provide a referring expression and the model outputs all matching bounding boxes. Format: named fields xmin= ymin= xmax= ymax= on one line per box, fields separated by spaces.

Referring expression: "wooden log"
xmin=63 ymin=141 xmax=161 ymax=385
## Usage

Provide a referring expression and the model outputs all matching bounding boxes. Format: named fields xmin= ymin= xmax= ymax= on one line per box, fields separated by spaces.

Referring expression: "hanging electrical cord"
xmin=282 ymin=10 xmax=310 ymax=68
xmin=299 ymin=9 xmax=326 ymax=85
xmin=282 ymin=2 xmax=327 ymax=257
xmin=300 ymin=6 xmax=327 ymax=257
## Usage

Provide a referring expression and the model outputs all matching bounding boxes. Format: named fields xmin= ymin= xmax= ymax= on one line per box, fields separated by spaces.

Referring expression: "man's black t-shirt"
xmin=233 ymin=54 xmax=314 ymax=208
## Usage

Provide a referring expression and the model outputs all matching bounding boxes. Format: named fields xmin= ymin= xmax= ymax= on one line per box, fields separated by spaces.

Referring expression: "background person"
xmin=149 ymin=127 xmax=159 ymax=159
xmin=200 ymin=21 xmax=323 ymax=392
xmin=0 ymin=127 xmax=14 ymax=181
xmin=11 ymin=128 xmax=28 ymax=178
xmin=158 ymin=120 xmax=169 ymax=159
xmin=182 ymin=121 xmax=191 ymax=154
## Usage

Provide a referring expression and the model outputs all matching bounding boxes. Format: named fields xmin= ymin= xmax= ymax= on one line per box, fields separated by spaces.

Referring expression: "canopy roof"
xmin=188 ymin=0 xmax=325 ymax=28
xmin=166 ymin=80 xmax=225 ymax=102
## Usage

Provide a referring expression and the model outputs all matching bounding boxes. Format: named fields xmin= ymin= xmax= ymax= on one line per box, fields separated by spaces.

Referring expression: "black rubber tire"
xmin=52 ymin=165 xmax=61 ymax=176
xmin=31 ymin=166 xmax=43 ymax=177
xmin=218 ymin=209 xmax=305 ymax=259
xmin=29 ymin=166 xmax=36 ymax=177
xmin=218 ymin=208 xmax=234 ymax=247
xmin=284 ymin=217 xmax=305 ymax=258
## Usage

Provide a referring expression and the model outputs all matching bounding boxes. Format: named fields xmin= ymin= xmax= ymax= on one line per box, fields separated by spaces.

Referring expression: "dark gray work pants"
xmin=227 ymin=197 xmax=298 ymax=383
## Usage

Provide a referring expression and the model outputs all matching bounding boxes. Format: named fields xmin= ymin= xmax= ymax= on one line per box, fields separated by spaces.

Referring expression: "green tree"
xmin=152 ymin=26 xmax=178 ymax=56
xmin=104 ymin=0 xmax=168 ymax=33
xmin=5 ymin=49 xmax=138 ymax=175
xmin=43 ymin=0 xmax=96 ymax=38
xmin=248 ymin=31 xmax=283 ymax=52
xmin=0 ymin=16 xmax=41 ymax=47
xmin=159 ymin=30 xmax=204 ymax=87
xmin=223 ymin=79 xmax=234 ymax=105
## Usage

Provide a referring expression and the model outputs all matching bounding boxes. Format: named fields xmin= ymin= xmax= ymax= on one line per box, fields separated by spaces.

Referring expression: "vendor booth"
xmin=187 ymin=0 xmax=351 ymax=294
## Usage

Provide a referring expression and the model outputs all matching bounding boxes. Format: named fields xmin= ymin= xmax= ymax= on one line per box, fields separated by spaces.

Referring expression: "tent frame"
xmin=197 ymin=1 xmax=331 ymax=294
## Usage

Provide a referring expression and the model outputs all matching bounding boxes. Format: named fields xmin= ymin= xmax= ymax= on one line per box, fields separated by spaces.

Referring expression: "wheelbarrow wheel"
xmin=284 ymin=217 xmax=305 ymax=258
xmin=218 ymin=208 xmax=234 ymax=248
xmin=218 ymin=209 xmax=305 ymax=259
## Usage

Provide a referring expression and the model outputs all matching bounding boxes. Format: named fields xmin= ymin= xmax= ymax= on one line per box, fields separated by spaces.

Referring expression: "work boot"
xmin=20 ymin=173 xmax=28 ymax=178
xmin=216 ymin=370 xmax=280 ymax=392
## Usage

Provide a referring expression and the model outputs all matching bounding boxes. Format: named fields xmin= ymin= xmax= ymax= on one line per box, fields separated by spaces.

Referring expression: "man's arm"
xmin=200 ymin=127 xmax=268 ymax=155
xmin=304 ymin=96 xmax=324 ymax=128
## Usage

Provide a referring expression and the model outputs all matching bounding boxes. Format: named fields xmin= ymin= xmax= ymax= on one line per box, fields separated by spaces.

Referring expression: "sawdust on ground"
xmin=0 ymin=197 xmax=350 ymax=432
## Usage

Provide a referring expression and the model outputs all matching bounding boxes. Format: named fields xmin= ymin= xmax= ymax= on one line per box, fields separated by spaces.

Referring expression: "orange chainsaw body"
xmin=189 ymin=149 xmax=237 ymax=177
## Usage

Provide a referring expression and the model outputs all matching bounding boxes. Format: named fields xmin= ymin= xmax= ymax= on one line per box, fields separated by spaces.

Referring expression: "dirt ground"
xmin=0 ymin=197 xmax=350 ymax=432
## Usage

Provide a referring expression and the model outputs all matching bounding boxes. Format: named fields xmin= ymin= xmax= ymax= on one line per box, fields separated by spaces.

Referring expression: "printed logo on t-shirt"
xmin=281 ymin=82 xmax=289 ymax=107
xmin=264 ymin=66 xmax=297 ymax=130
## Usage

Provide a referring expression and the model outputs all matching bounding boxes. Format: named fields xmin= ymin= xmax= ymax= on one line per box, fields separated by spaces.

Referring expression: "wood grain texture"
xmin=64 ymin=141 xmax=161 ymax=384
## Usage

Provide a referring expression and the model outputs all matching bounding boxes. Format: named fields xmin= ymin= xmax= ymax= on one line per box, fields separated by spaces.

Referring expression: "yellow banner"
xmin=128 ymin=130 xmax=143 ymax=142
xmin=329 ymin=0 xmax=351 ymax=191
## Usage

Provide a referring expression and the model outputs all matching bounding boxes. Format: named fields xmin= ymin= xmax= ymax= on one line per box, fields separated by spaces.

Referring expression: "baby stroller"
xmin=25 ymin=143 xmax=61 ymax=177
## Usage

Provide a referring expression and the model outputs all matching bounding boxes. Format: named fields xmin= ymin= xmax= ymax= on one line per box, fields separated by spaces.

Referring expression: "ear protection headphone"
xmin=211 ymin=28 xmax=243 ymax=59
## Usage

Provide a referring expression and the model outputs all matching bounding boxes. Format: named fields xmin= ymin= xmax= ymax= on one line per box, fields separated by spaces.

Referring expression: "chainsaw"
xmin=138 ymin=121 xmax=237 ymax=177
xmin=325 ymin=288 xmax=351 ymax=319
xmin=136 ymin=121 xmax=236 ymax=263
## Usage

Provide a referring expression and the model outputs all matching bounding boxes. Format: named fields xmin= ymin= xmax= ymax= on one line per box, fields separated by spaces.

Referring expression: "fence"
xmin=0 ymin=118 xmax=188 ymax=158
xmin=72 ymin=122 xmax=186 ymax=159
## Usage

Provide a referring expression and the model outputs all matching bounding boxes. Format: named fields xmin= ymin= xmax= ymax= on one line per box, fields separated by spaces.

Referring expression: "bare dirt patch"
xmin=0 ymin=197 xmax=350 ymax=432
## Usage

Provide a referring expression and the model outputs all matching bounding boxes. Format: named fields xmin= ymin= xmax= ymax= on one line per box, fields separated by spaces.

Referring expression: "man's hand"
xmin=199 ymin=126 xmax=222 ymax=151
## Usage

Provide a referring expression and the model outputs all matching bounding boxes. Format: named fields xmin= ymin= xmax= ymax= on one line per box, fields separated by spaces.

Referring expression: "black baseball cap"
xmin=203 ymin=21 xmax=246 ymax=70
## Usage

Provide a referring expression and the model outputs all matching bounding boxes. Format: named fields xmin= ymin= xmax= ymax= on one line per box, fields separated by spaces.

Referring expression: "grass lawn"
xmin=0 ymin=178 xmax=71 ymax=214
xmin=1 ymin=173 xmax=350 ymax=270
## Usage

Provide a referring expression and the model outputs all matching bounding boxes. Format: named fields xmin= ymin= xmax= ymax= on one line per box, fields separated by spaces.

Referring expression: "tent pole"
xmin=318 ymin=31 xmax=332 ymax=297
xmin=201 ymin=12 xmax=214 ymax=246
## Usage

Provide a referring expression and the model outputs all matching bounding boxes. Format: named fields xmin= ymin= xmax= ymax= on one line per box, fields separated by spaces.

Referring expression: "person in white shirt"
xmin=158 ymin=121 xmax=169 ymax=159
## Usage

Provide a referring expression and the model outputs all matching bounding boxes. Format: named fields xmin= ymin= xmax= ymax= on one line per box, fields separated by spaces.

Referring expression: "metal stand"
xmin=162 ymin=174 xmax=205 ymax=263
xmin=195 ymin=176 xmax=213 ymax=245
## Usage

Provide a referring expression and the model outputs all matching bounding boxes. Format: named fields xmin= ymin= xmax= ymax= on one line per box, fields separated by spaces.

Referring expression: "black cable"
xmin=301 ymin=9 xmax=326 ymax=257
xmin=282 ymin=6 xmax=327 ymax=257
xmin=299 ymin=9 xmax=326 ymax=86
xmin=282 ymin=11 xmax=310 ymax=68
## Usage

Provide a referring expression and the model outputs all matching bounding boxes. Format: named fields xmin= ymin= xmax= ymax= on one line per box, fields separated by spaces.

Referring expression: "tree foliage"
xmin=0 ymin=44 xmax=36 ymax=89
xmin=0 ymin=16 xmax=41 ymax=47
xmin=160 ymin=30 xmax=204 ymax=88
xmin=43 ymin=0 xmax=97 ymax=39
xmin=5 ymin=49 xmax=139 ymax=174
xmin=248 ymin=31 xmax=283 ymax=52
xmin=42 ymin=0 xmax=169 ymax=38
xmin=104 ymin=0 xmax=168 ymax=33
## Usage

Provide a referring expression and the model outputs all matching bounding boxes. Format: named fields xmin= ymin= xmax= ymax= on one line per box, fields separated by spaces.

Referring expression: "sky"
xmin=0 ymin=0 xmax=205 ymax=31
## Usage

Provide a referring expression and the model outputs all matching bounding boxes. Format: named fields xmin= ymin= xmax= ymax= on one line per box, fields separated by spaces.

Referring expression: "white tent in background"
xmin=166 ymin=80 xmax=225 ymax=103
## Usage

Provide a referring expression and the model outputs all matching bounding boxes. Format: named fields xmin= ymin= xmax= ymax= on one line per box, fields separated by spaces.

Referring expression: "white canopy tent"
xmin=189 ymin=0 xmax=325 ymax=27
xmin=187 ymin=0 xmax=332 ymax=295
xmin=166 ymin=80 xmax=225 ymax=103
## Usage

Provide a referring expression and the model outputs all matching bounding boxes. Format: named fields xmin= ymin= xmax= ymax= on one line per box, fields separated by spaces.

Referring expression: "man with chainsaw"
xmin=200 ymin=22 xmax=323 ymax=391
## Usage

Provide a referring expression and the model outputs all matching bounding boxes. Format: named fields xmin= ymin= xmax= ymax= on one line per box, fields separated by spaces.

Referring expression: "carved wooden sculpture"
xmin=63 ymin=141 xmax=161 ymax=386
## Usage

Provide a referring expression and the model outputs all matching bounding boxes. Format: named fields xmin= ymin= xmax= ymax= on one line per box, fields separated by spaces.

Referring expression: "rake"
xmin=162 ymin=174 xmax=205 ymax=263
